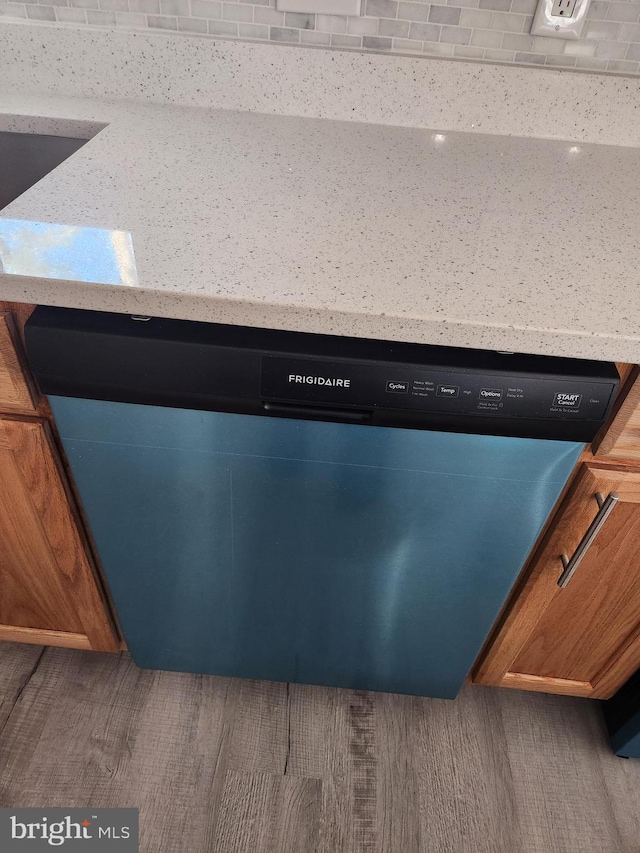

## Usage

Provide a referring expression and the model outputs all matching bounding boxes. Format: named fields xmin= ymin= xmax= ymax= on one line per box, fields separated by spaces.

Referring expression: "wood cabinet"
xmin=474 ymin=365 xmax=640 ymax=699
xmin=594 ymin=366 xmax=640 ymax=463
xmin=0 ymin=310 xmax=37 ymax=412
xmin=0 ymin=302 xmax=118 ymax=652
xmin=474 ymin=460 xmax=640 ymax=699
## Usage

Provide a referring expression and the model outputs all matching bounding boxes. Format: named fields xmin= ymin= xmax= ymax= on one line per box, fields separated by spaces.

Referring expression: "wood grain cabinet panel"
xmin=0 ymin=311 xmax=37 ymax=412
xmin=474 ymin=462 xmax=640 ymax=699
xmin=596 ymin=367 xmax=640 ymax=462
xmin=0 ymin=416 xmax=119 ymax=651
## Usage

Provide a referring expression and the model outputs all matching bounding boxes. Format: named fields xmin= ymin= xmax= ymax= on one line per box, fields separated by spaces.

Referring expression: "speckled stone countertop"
xmin=1 ymin=88 xmax=639 ymax=362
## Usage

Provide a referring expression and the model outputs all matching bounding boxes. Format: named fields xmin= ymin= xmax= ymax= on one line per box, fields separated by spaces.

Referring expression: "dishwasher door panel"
xmin=50 ymin=397 xmax=583 ymax=698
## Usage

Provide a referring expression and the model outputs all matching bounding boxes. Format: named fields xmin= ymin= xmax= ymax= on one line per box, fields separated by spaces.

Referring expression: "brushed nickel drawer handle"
xmin=558 ymin=492 xmax=620 ymax=588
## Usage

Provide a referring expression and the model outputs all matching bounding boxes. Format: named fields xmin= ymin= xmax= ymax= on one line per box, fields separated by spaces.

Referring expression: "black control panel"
xmin=261 ymin=357 xmax=616 ymax=423
xmin=25 ymin=306 xmax=620 ymax=442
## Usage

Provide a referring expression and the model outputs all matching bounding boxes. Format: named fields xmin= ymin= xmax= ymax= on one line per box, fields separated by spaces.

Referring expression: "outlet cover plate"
xmin=530 ymin=0 xmax=590 ymax=39
xmin=276 ymin=0 xmax=361 ymax=14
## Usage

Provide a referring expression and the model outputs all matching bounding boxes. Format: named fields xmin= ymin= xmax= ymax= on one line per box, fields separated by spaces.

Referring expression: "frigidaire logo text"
xmin=288 ymin=374 xmax=351 ymax=388
xmin=10 ymin=815 xmax=131 ymax=846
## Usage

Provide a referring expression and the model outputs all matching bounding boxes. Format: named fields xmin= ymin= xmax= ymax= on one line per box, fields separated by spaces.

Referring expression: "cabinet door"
xmin=0 ymin=416 xmax=118 ymax=651
xmin=474 ymin=462 xmax=640 ymax=699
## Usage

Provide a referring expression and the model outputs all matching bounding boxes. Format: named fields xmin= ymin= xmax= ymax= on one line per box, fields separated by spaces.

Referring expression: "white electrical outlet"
xmin=531 ymin=0 xmax=590 ymax=39
xmin=551 ymin=0 xmax=578 ymax=16
xmin=276 ymin=0 xmax=361 ymax=14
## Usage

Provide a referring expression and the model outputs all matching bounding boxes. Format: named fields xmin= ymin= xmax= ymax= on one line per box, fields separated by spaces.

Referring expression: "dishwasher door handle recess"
xmin=262 ymin=402 xmax=372 ymax=423
xmin=558 ymin=491 xmax=620 ymax=588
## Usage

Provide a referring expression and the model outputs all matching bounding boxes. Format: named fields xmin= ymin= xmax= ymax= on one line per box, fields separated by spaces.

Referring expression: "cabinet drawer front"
xmin=510 ymin=474 xmax=640 ymax=697
xmin=0 ymin=312 xmax=37 ymax=411
xmin=474 ymin=463 xmax=640 ymax=699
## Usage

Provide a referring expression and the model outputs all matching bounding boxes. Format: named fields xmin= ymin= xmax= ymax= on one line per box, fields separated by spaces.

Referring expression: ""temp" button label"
xmin=437 ymin=385 xmax=460 ymax=398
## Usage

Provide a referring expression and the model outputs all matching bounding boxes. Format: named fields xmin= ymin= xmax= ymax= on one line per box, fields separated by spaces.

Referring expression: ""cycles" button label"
xmin=386 ymin=380 xmax=408 ymax=394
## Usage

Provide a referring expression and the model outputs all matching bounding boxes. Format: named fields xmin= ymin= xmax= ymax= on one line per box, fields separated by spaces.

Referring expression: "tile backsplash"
xmin=2 ymin=0 xmax=640 ymax=75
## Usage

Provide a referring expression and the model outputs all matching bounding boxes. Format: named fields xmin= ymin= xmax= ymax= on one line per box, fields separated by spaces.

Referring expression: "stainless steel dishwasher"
xmin=26 ymin=307 xmax=618 ymax=698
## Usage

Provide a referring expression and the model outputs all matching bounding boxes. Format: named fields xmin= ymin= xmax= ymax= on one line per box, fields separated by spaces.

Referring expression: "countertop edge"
xmin=3 ymin=275 xmax=639 ymax=364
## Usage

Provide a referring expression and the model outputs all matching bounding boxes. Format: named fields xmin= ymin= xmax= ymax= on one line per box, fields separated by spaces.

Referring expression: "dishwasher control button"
xmin=553 ymin=392 xmax=582 ymax=408
xmin=479 ymin=388 xmax=503 ymax=401
xmin=386 ymin=380 xmax=409 ymax=393
xmin=437 ymin=385 xmax=459 ymax=398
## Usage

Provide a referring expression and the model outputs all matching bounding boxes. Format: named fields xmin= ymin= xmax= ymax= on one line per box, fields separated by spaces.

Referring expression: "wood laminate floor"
xmin=0 ymin=643 xmax=639 ymax=852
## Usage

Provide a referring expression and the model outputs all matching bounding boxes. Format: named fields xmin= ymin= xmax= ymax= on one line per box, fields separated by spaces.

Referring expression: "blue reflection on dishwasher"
xmin=50 ymin=396 xmax=583 ymax=698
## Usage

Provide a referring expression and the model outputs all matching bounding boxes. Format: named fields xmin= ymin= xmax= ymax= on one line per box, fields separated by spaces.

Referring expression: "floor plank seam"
xmin=283 ymin=681 xmax=291 ymax=776
xmin=0 ymin=646 xmax=45 ymax=740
